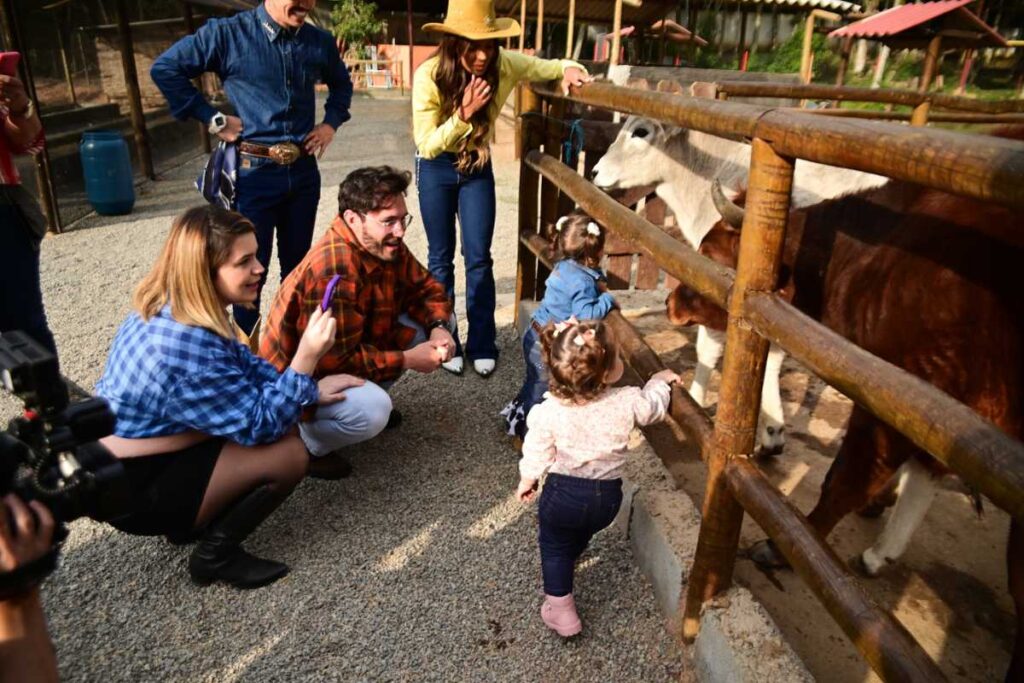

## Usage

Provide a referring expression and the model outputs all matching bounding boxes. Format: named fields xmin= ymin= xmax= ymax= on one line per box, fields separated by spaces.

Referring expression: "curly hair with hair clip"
xmin=548 ymin=211 xmax=605 ymax=270
xmin=540 ymin=319 xmax=617 ymax=404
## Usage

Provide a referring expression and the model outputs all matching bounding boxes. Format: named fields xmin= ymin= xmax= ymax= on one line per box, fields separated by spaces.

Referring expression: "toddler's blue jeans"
xmin=538 ymin=473 xmax=623 ymax=597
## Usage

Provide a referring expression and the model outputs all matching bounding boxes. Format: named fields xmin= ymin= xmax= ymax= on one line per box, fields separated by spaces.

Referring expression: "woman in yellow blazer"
xmin=413 ymin=0 xmax=589 ymax=377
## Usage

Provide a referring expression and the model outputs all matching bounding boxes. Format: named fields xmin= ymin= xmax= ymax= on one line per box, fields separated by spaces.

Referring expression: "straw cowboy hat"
xmin=423 ymin=0 xmax=521 ymax=41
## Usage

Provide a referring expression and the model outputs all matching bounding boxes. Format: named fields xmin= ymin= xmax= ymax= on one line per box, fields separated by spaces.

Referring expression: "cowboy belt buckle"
xmin=269 ymin=142 xmax=301 ymax=165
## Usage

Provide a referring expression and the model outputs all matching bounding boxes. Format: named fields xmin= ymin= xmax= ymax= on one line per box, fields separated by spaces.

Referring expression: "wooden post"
xmin=406 ymin=0 xmax=414 ymax=89
xmin=566 ymin=0 xmax=576 ymax=59
xmin=911 ymin=33 xmax=942 ymax=126
xmin=682 ymin=138 xmax=794 ymax=640
xmin=610 ymin=0 xmax=624 ymax=67
xmin=55 ymin=19 xmax=78 ymax=107
xmin=835 ymin=36 xmax=852 ymax=87
xmin=536 ymin=0 xmax=544 ymax=54
xmin=115 ymin=0 xmax=155 ymax=180
xmin=0 ymin=0 xmax=61 ymax=233
xmin=180 ymin=2 xmax=211 ymax=154
xmin=519 ymin=0 xmax=526 ymax=51
xmin=800 ymin=12 xmax=814 ymax=83
xmin=515 ymin=85 xmax=543 ymax=322
xmin=737 ymin=11 xmax=747 ymax=67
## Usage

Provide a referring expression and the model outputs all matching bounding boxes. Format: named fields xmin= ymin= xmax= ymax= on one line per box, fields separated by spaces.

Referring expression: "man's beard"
xmin=363 ymin=229 xmax=401 ymax=261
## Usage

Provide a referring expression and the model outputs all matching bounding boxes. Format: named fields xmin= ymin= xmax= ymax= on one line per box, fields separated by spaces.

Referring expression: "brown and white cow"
xmin=665 ymin=149 xmax=1024 ymax=680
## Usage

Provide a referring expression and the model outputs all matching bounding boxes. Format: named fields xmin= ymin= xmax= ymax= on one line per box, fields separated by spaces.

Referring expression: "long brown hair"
xmin=133 ymin=205 xmax=255 ymax=339
xmin=433 ymin=36 xmax=500 ymax=174
xmin=540 ymin=320 xmax=618 ymax=404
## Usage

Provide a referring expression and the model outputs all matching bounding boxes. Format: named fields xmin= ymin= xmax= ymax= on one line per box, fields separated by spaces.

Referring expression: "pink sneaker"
xmin=541 ymin=593 xmax=583 ymax=637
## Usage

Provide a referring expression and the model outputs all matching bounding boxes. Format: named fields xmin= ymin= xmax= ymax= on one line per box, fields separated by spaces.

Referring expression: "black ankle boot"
xmin=188 ymin=484 xmax=290 ymax=589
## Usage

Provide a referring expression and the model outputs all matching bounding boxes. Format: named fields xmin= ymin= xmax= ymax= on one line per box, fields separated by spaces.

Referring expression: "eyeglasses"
xmin=362 ymin=213 xmax=415 ymax=232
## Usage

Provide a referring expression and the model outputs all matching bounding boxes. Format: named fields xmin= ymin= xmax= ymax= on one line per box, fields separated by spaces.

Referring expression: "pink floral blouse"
xmin=519 ymin=379 xmax=672 ymax=482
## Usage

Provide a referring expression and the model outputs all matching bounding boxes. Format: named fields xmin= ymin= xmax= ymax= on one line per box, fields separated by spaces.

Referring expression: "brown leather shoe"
xmin=308 ymin=451 xmax=353 ymax=480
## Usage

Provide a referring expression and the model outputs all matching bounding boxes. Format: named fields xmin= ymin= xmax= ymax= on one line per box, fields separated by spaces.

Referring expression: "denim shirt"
xmin=151 ymin=5 xmax=352 ymax=144
xmin=533 ymin=259 xmax=616 ymax=326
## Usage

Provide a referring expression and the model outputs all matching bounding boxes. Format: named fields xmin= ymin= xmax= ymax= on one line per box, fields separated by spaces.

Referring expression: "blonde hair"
xmin=133 ymin=205 xmax=255 ymax=339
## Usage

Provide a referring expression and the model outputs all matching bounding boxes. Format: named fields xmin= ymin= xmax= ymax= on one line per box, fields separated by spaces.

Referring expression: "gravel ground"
xmin=4 ymin=95 xmax=684 ymax=681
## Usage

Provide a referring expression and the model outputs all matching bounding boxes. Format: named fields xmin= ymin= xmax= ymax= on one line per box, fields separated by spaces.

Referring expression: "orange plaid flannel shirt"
xmin=260 ymin=216 xmax=451 ymax=383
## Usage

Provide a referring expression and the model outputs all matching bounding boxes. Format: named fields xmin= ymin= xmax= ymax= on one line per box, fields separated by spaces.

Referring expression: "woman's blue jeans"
xmin=538 ymin=473 xmax=623 ymax=597
xmin=415 ymin=153 xmax=498 ymax=360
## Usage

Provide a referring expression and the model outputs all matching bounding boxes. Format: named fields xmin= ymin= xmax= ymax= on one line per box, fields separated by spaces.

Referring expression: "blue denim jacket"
xmin=150 ymin=5 xmax=352 ymax=144
xmin=533 ymin=259 xmax=616 ymax=325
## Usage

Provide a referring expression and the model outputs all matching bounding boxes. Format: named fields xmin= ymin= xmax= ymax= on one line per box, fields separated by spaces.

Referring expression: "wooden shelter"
xmin=828 ymin=0 xmax=1007 ymax=114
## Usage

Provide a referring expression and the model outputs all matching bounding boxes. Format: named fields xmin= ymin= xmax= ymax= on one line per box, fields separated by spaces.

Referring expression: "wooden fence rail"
xmin=518 ymin=78 xmax=1024 ymax=681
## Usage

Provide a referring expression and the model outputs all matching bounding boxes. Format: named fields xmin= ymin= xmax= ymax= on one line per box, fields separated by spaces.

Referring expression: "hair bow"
xmin=555 ymin=216 xmax=570 ymax=232
xmin=552 ymin=316 xmax=579 ymax=337
xmin=573 ymin=328 xmax=596 ymax=347
xmin=586 ymin=222 xmax=601 ymax=237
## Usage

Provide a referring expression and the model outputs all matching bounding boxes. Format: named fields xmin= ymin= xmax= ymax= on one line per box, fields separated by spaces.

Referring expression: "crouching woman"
xmin=96 ymin=205 xmax=355 ymax=589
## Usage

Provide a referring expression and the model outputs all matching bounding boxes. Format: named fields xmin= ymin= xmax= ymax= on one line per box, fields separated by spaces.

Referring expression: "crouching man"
xmin=260 ymin=166 xmax=454 ymax=478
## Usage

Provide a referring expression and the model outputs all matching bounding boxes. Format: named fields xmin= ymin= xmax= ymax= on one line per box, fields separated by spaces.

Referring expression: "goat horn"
xmin=711 ymin=178 xmax=745 ymax=229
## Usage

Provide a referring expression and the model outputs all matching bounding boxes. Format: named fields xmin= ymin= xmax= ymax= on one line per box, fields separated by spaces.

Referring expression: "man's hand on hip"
xmin=217 ymin=115 xmax=243 ymax=142
xmin=429 ymin=327 xmax=455 ymax=362
xmin=403 ymin=340 xmax=444 ymax=374
xmin=304 ymin=123 xmax=335 ymax=159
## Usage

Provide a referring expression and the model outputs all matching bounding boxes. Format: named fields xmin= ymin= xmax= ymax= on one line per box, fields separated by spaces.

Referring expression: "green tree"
xmin=330 ymin=0 xmax=386 ymax=54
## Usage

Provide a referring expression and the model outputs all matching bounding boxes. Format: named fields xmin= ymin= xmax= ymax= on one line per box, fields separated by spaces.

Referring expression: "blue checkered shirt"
xmin=97 ymin=306 xmax=318 ymax=446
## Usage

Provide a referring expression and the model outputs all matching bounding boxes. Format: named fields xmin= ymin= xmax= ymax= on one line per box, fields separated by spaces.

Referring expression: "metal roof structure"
xmin=727 ymin=0 xmax=862 ymax=12
xmin=829 ymin=0 xmax=1007 ymax=49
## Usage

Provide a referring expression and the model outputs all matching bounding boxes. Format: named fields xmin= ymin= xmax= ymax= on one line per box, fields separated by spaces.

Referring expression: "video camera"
xmin=0 ymin=331 xmax=130 ymax=596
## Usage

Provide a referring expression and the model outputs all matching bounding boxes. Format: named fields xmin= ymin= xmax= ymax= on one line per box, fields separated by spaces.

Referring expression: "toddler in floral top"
xmin=516 ymin=318 xmax=679 ymax=637
xmin=501 ymin=211 xmax=616 ymax=439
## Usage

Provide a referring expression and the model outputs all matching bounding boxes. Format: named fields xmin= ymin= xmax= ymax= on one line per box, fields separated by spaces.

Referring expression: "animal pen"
xmin=514 ymin=78 xmax=1024 ymax=680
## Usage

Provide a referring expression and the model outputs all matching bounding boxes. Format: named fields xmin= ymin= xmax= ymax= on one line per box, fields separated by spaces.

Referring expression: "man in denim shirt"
xmin=151 ymin=0 xmax=353 ymax=336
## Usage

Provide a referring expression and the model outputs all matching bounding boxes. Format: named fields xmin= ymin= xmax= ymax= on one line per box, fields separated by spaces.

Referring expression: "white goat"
xmin=591 ymin=115 xmax=887 ymax=453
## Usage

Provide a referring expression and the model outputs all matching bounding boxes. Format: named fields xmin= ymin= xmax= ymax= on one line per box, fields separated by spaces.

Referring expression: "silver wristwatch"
xmin=208 ymin=112 xmax=227 ymax=135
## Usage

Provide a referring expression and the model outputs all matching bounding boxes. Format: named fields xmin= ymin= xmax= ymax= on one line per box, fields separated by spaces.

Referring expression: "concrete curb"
xmin=517 ymin=302 xmax=812 ymax=682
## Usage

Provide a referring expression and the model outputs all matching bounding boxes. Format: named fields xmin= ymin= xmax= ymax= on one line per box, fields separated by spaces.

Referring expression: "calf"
xmin=667 ymin=174 xmax=1024 ymax=681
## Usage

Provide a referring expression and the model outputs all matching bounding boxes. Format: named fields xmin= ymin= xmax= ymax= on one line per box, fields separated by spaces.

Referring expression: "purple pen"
xmin=321 ymin=274 xmax=342 ymax=312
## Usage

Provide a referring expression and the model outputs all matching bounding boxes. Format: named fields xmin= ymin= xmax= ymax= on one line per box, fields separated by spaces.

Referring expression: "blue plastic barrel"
xmin=80 ymin=130 xmax=135 ymax=215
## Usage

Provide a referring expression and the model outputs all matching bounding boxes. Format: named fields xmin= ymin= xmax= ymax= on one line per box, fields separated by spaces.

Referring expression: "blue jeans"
xmin=0 ymin=202 xmax=57 ymax=357
xmin=233 ymin=155 xmax=321 ymax=334
xmin=501 ymin=326 xmax=548 ymax=438
xmin=538 ymin=473 xmax=623 ymax=597
xmin=415 ymin=153 xmax=498 ymax=360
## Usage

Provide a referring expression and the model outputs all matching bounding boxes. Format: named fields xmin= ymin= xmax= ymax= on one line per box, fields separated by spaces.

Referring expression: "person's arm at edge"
xmin=149 ymin=20 xmax=223 ymax=125
xmin=0 ymin=588 xmax=58 ymax=683
xmin=412 ymin=61 xmax=473 ymax=159
xmin=321 ymin=34 xmax=353 ymax=131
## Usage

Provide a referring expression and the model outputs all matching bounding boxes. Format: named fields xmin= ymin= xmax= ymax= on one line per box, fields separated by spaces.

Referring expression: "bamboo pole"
xmin=715 ymin=80 xmax=1024 ymax=113
xmin=514 ymin=86 xmax=543 ymax=320
xmin=0 ymin=0 xmax=61 ymax=233
xmin=835 ymin=36 xmax=852 ymax=88
xmin=743 ymin=292 xmax=1024 ymax=520
xmin=911 ymin=33 xmax=943 ymax=126
xmin=610 ymin=0 xmax=623 ymax=67
xmin=682 ymin=138 xmax=795 ymax=640
xmin=115 ymin=0 xmax=155 ymax=180
xmin=565 ymin=0 xmax=576 ymax=59
xmin=800 ymin=12 xmax=815 ymax=83
xmin=726 ymin=458 xmax=948 ymax=681
xmin=531 ymin=80 xmax=1024 ymax=207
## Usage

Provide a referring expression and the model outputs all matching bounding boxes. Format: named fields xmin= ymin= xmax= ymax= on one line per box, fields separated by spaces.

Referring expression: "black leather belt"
xmin=238 ymin=141 xmax=309 ymax=165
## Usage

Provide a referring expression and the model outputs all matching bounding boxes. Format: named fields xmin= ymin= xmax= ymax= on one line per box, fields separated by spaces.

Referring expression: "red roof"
xmin=829 ymin=0 xmax=1006 ymax=49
